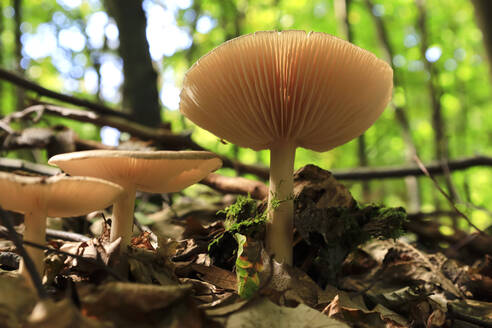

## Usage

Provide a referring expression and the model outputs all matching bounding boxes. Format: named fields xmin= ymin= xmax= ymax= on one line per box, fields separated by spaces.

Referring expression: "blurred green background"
xmin=0 ymin=0 xmax=491 ymax=232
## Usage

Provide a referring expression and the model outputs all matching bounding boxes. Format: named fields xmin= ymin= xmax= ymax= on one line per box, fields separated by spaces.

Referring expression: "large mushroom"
xmin=0 ymin=172 xmax=123 ymax=285
xmin=49 ymin=150 xmax=222 ymax=249
xmin=179 ymin=30 xmax=393 ymax=265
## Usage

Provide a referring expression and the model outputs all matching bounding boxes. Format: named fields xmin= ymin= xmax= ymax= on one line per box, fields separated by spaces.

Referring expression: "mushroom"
xmin=179 ymin=30 xmax=393 ymax=265
xmin=0 ymin=172 xmax=123 ymax=285
xmin=48 ymin=150 xmax=222 ymax=249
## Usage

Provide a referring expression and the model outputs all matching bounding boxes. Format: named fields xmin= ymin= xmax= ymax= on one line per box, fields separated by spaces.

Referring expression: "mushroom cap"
xmin=48 ymin=150 xmax=222 ymax=193
xmin=0 ymin=172 xmax=123 ymax=217
xmin=180 ymin=30 xmax=393 ymax=152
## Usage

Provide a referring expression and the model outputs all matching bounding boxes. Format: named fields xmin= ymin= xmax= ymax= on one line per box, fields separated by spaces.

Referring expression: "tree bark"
xmin=13 ymin=0 xmax=25 ymax=111
xmin=416 ymin=0 xmax=458 ymax=207
xmin=103 ymin=0 xmax=161 ymax=127
xmin=0 ymin=1 xmax=3 ymax=109
xmin=471 ymin=0 xmax=492 ymax=74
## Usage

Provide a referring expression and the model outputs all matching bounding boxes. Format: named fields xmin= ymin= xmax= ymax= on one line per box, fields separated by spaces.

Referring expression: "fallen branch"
xmin=0 ymin=68 xmax=131 ymax=119
xmin=201 ymin=173 xmax=268 ymax=200
xmin=0 ymin=157 xmax=61 ymax=176
xmin=0 ymin=225 xmax=90 ymax=242
xmin=404 ymin=216 xmax=492 ymax=257
xmin=3 ymin=104 xmax=197 ymax=150
xmin=333 ymin=155 xmax=492 ymax=180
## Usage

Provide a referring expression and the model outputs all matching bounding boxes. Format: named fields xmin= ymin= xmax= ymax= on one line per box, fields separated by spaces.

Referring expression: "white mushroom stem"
xmin=20 ymin=211 xmax=47 ymax=285
xmin=266 ymin=141 xmax=296 ymax=265
xmin=111 ymin=186 xmax=136 ymax=249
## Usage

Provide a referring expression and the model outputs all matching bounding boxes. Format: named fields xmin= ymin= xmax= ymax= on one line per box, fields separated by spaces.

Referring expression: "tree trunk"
xmin=13 ymin=0 xmax=25 ymax=111
xmin=337 ymin=0 xmax=371 ymax=201
xmin=471 ymin=0 xmax=492 ymax=73
xmin=416 ymin=0 xmax=458 ymax=207
xmin=103 ymin=0 xmax=161 ymax=127
xmin=0 ymin=0 xmax=4 ymax=111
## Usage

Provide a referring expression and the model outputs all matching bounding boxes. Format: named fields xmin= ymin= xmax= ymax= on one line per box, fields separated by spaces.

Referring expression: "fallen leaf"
xmin=191 ymin=263 xmax=237 ymax=291
xmin=131 ymin=231 xmax=155 ymax=250
xmin=226 ymin=297 xmax=349 ymax=328
xmin=80 ymin=282 xmax=202 ymax=327
xmin=318 ymin=285 xmax=409 ymax=328
xmin=448 ymin=299 xmax=492 ymax=326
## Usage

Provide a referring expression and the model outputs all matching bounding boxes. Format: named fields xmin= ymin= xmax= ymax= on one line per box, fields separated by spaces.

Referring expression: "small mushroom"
xmin=49 ymin=150 xmax=222 ymax=249
xmin=180 ymin=30 xmax=393 ymax=265
xmin=0 ymin=172 xmax=123 ymax=285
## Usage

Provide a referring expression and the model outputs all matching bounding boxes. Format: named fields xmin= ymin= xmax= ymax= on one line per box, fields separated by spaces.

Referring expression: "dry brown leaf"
xmin=131 ymin=231 xmax=155 ymax=250
xmin=225 ymin=297 xmax=349 ymax=328
xmin=318 ymin=285 xmax=409 ymax=328
xmin=191 ymin=263 xmax=237 ymax=291
xmin=80 ymin=281 xmax=202 ymax=327
xmin=127 ymin=246 xmax=176 ymax=286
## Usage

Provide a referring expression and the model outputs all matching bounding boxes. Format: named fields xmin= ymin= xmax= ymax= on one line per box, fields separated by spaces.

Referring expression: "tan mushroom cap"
xmin=180 ymin=30 xmax=393 ymax=151
xmin=0 ymin=172 xmax=123 ymax=217
xmin=48 ymin=150 xmax=223 ymax=192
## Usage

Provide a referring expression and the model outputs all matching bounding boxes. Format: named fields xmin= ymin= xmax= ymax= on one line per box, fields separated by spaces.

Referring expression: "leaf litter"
xmin=0 ymin=164 xmax=491 ymax=327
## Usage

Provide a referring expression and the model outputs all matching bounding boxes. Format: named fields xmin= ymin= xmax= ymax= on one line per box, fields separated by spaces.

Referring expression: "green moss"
xmin=208 ymin=195 xmax=267 ymax=268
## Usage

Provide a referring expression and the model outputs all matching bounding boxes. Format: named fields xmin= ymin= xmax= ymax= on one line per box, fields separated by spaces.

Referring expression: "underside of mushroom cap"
xmin=0 ymin=172 xmax=123 ymax=217
xmin=48 ymin=150 xmax=223 ymax=193
xmin=180 ymin=30 xmax=393 ymax=152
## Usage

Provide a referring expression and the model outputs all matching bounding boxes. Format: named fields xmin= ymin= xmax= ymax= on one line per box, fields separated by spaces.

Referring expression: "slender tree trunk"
xmin=13 ymin=0 xmax=25 ymax=111
xmin=103 ymin=0 xmax=161 ymax=127
xmin=416 ymin=0 xmax=458 ymax=207
xmin=219 ymin=0 xmax=245 ymax=171
xmin=471 ymin=0 xmax=492 ymax=75
xmin=180 ymin=0 xmax=202 ymax=129
xmin=364 ymin=0 xmax=422 ymax=212
xmin=0 ymin=1 xmax=4 ymax=113
xmin=336 ymin=0 xmax=371 ymax=202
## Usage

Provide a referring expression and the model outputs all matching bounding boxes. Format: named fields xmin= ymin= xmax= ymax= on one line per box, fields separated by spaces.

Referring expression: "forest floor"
xmin=0 ymin=164 xmax=491 ymax=328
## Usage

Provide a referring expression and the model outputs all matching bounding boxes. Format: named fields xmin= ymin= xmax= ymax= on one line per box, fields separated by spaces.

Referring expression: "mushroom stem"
xmin=111 ymin=187 xmax=136 ymax=249
xmin=266 ymin=141 xmax=296 ymax=265
xmin=20 ymin=211 xmax=47 ymax=285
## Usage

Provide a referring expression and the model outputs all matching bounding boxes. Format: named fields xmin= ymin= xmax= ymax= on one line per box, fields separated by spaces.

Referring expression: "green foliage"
xmin=234 ymin=233 xmax=264 ymax=299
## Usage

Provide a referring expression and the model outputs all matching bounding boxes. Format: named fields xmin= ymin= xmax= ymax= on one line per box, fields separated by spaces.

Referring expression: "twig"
xmin=404 ymin=217 xmax=492 ymax=256
xmin=2 ymin=103 xmax=195 ymax=151
xmin=413 ymin=155 xmax=484 ymax=234
xmin=333 ymin=155 xmax=492 ymax=180
xmin=0 ymin=225 xmax=90 ymax=242
xmin=0 ymin=157 xmax=61 ymax=176
xmin=46 ymin=228 xmax=90 ymax=242
xmin=0 ymin=208 xmax=48 ymax=298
